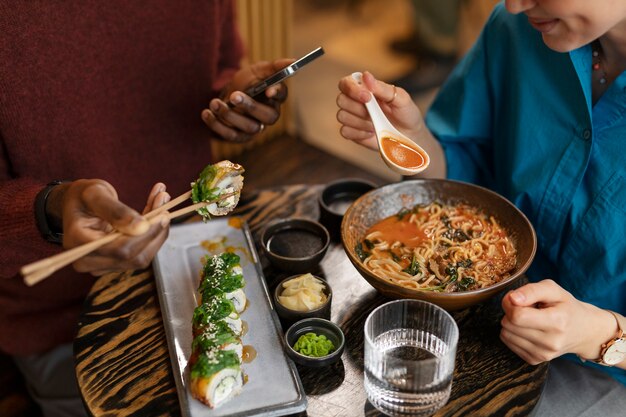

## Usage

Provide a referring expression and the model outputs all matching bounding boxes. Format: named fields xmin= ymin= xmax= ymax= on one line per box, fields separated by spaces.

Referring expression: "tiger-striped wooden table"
xmin=74 ymin=184 xmax=548 ymax=417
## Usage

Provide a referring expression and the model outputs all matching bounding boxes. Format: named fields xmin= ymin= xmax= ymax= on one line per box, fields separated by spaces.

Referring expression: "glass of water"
xmin=364 ymin=300 xmax=459 ymax=417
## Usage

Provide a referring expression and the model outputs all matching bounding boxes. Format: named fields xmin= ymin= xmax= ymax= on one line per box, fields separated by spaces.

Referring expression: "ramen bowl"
xmin=341 ymin=179 xmax=537 ymax=311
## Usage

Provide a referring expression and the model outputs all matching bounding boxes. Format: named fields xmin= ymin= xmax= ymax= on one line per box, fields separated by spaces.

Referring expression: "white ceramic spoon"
xmin=351 ymin=72 xmax=429 ymax=176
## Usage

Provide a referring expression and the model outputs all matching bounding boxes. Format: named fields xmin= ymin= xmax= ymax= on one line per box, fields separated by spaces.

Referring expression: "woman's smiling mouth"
xmin=528 ymin=17 xmax=559 ymax=33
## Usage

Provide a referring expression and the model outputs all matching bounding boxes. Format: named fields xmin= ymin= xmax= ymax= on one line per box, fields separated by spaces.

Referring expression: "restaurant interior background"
xmin=218 ymin=0 xmax=498 ymax=182
xmin=0 ymin=0 xmax=497 ymax=415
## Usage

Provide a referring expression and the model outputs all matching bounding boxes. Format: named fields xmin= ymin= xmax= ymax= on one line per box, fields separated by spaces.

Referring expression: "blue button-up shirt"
xmin=426 ymin=4 xmax=626 ymax=384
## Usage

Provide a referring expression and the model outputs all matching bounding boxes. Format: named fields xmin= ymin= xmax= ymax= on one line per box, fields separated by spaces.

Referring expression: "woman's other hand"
xmin=54 ymin=180 xmax=171 ymax=276
xmin=336 ymin=71 xmax=425 ymax=151
xmin=201 ymin=58 xmax=292 ymax=143
xmin=500 ymin=279 xmax=618 ymax=364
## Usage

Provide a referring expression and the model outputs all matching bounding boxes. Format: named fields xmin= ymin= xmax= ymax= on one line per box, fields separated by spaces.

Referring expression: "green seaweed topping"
xmin=192 ymin=297 xmax=237 ymax=329
xmin=199 ymin=273 xmax=244 ymax=300
xmin=456 ymin=258 xmax=473 ymax=269
xmin=293 ymin=333 xmax=335 ymax=357
xmin=202 ymin=253 xmax=241 ymax=277
xmin=192 ymin=321 xmax=240 ymax=353
xmin=199 ymin=253 xmax=245 ymax=301
xmin=190 ymin=349 xmax=240 ymax=379
xmin=355 ymin=242 xmax=371 ymax=261
xmin=190 ymin=164 xmax=222 ymax=221
xmin=402 ymin=254 xmax=421 ymax=276
xmin=191 ymin=165 xmax=219 ymax=202
xmin=458 ymin=276 xmax=476 ymax=291
xmin=396 ymin=207 xmax=411 ymax=221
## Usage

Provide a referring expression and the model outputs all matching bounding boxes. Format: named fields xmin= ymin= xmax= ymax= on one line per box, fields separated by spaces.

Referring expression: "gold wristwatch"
xmin=593 ymin=311 xmax=626 ymax=366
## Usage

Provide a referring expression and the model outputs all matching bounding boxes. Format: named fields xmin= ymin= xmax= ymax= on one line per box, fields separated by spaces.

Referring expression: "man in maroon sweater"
xmin=0 ymin=1 xmax=290 ymax=415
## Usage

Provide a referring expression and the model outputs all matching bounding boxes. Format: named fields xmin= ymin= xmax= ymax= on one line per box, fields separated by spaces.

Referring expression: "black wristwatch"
xmin=34 ymin=180 xmax=67 ymax=244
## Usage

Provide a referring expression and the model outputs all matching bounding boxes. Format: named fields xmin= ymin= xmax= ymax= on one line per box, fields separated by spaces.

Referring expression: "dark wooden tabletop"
xmin=74 ymin=184 xmax=548 ymax=417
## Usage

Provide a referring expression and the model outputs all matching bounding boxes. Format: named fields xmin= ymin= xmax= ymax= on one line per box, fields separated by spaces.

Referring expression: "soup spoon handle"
xmin=350 ymin=72 xmax=430 ymax=176
xmin=351 ymin=72 xmax=400 ymax=136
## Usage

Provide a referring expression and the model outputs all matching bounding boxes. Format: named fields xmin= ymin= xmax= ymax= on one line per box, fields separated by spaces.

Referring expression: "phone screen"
xmin=244 ymin=47 xmax=325 ymax=98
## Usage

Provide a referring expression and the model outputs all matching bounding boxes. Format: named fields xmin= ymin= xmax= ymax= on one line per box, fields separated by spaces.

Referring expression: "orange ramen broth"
xmin=381 ymin=137 xmax=425 ymax=169
xmin=366 ymin=215 xmax=428 ymax=247
xmin=360 ymin=202 xmax=517 ymax=292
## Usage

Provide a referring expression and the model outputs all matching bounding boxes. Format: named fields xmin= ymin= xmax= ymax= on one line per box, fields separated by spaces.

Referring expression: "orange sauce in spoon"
xmin=381 ymin=136 xmax=426 ymax=169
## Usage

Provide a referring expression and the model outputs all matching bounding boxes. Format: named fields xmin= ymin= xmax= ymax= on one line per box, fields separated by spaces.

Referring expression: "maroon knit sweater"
xmin=0 ymin=0 xmax=243 ymax=355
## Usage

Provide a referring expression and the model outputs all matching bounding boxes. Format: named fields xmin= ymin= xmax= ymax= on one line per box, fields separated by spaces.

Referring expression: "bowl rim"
xmin=261 ymin=218 xmax=330 ymax=261
xmin=341 ymin=178 xmax=538 ymax=299
xmin=318 ymin=177 xmax=378 ymax=214
xmin=273 ymin=274 xmax=332 ymax=315
xmin=284 ymin=317 xmax=345 ymax=362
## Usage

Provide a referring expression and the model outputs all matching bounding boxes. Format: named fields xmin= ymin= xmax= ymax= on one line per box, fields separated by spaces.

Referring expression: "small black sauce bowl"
xmin=318 ymin=178 xmax=377 ymax=241
xmin=273 ymin=275 xmax=332 ymax=325
xmin=284 ymin=318 xmax=345 ymax=367
xmin=261 ymin=218 xmax=330 ymax=273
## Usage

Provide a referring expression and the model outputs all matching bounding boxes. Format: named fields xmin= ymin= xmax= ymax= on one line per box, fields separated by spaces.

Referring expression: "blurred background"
xmin=221 ymin=0 xmax=499 ymax=186
xmin=0 ymin=1 xmax=498 ymax=416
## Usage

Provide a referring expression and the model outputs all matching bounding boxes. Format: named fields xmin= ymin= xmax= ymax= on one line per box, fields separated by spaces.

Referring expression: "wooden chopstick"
xmin=21 ymin=191 xmax=236 ymax=287
xmin=144 ymin=191 xmax=191 ymax=220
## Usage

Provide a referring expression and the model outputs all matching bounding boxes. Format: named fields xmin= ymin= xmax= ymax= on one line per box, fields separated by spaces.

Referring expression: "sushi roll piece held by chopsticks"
xmin=20 ymin=160 xmax=245 ymax=286
xmin=191 ymin=161 xmax=245 ymax=220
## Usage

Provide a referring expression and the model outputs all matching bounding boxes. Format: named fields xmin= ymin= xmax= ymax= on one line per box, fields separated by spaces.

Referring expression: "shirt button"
xmin=582 ymin=129 xmax=591 ymax=140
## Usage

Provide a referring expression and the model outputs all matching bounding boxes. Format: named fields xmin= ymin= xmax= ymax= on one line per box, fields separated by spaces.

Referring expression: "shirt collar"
xmin=569 ymin=44 xmax=593 ymax=115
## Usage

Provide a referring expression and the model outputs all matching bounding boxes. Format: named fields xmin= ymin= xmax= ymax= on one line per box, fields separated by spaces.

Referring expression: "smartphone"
xmin=243 ymin=47 xmax=325 ymax=98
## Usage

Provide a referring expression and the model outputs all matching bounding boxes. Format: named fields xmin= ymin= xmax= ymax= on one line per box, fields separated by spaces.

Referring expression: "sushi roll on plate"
xmin=199 ymin=253 xmax=247 ymax=313
xmin=192 ymin=296 xmax=243 ymax=337
xmin=190 ymin=348 xmax=243 ymax=408
xmin=192 ymin=320 xmax=243 ymax=361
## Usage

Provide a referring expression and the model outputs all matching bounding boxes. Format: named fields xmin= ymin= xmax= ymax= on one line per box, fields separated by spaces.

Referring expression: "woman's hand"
xmin=500 ymin=279 xmax=618 ymax=364
xmin=336 ymin=71 xmax=426 ymax=151
xmin=53 ymin=180 xmax=171 ymax=276
xmin=201 ymin=58 xmax=292 ymax=143
xmin=336 ymin=71 xmax=445 ymax=177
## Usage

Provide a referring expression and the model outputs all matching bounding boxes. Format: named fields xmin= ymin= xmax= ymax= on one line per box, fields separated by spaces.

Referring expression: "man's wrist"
xmin=34 ymin=180 xmax=70 ymax=244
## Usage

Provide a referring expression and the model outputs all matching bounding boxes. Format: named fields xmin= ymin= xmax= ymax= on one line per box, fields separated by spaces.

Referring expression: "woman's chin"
xmin=541 ymin=34 xmax=585 ymax=53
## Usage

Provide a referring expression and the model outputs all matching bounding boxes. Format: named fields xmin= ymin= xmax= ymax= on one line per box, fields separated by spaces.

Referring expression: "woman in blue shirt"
xmin=338 ymin=0 xmax=625 ymax=413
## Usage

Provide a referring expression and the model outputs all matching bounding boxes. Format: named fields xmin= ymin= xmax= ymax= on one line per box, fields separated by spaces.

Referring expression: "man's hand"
xmin=201 ymin=58 xmax=293 ymax=143
xmin=53 ymin=180 xmax=171 ymax=276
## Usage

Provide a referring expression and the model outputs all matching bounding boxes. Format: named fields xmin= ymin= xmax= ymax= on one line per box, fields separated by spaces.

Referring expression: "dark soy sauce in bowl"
xmin=261 ymin=218 xmax=330 ymax=273
xmin=266 ymin=228 xmax=325 ymax=258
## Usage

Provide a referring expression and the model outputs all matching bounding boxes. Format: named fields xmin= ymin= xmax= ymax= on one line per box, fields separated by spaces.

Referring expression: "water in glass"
xmin=365 ymin=328 xmax=453 ymax=417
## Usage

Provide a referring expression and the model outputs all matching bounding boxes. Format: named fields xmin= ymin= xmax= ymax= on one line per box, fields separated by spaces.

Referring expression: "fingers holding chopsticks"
xmin=143 ymin=182 xmax=171 ymax=215
xmin=62 ymin=180 xmax=170 ymax=275
xmin=23 ymin=174 xmax=241 ymax=285
xmin=72 ymin=222 xmax=169 ymax=274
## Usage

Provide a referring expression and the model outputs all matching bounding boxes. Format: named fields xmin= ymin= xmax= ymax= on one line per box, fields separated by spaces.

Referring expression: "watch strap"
xmin=593 ymin=311 xmax=624 ymax=366
xmin=34 ymin=180 xmax=67 ymax=244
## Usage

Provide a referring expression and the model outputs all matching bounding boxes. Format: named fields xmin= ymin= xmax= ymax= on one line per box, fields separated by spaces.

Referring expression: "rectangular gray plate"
xmin=153 ymin=218 xmax=307 ymax=417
